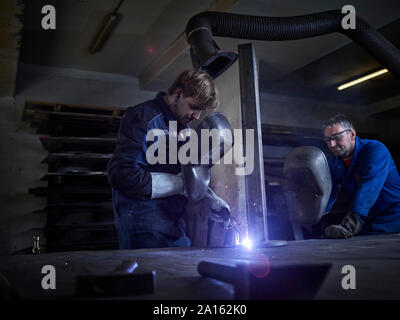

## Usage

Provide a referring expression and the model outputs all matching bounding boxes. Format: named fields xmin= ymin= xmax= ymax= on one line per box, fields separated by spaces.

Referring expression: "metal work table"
xmin=1 ymin=234 xmax=399 ymax=300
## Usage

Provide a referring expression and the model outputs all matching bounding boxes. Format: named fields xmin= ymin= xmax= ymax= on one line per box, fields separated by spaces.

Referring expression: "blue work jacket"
xmin=107 ymin=92 xmax=188 ymax=235
xmin=325 ymin=136 xmax=400 ymax=234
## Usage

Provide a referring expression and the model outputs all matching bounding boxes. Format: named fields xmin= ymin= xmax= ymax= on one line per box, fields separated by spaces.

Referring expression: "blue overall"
xmin=107 ymin=92 xmax=191 ymax=249
xmin=325 ymin=136 xmax=400 ymax=234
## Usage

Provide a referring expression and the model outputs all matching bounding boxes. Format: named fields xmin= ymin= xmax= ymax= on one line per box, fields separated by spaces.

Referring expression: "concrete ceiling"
xmin=260 ymin=18 xmax=400 ymax=105
xmin=19 ymin=0 xmax=400 ymax=104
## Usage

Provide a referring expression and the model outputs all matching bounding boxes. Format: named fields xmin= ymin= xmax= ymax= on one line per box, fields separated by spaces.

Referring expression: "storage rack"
xmin=23 ymin=101 xmax=124 ymax=252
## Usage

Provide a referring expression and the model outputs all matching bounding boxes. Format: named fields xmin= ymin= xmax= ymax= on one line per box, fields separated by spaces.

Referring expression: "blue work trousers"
xmin=112 ymin=189 xmax=191 ymax=249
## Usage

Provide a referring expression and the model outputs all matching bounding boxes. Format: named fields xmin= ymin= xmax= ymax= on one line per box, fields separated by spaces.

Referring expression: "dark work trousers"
xmin=112 ymin=189 xmax=191 ymax=249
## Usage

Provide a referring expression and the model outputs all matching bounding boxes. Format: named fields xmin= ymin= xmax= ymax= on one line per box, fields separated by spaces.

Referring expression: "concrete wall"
xmin=259 ymin=92 xmax=400 ymax=140
xmin=0 ymin=96 xmax=47 ymax=254
xmin=0 ymin=65 xmax=156 ymax=255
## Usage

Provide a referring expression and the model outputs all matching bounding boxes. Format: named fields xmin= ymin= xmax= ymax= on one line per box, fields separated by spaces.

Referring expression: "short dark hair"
xmin=322 ymin=114 xmax=354 ymax=131
xmin=168 ymin=69 xmax=219 ymax=110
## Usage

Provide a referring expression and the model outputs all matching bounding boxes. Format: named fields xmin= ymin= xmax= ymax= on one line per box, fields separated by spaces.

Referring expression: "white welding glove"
xmin=150 ymin=172 xmax=187 ymax=199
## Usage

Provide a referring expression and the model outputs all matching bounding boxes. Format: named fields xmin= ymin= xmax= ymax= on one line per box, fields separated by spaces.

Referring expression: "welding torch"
xmin=210 ymin=206 xmax=242 ymax=244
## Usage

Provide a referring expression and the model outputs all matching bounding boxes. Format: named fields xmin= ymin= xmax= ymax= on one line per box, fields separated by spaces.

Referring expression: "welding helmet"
xmin=182 ymin=112 xmax=234 ymax=202
xmin=282 ymin=146 xmax=332 ymax=226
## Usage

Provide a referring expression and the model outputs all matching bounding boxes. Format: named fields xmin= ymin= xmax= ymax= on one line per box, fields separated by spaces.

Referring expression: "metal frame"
xmin=238 ymin=43 xmax=268 ymax=243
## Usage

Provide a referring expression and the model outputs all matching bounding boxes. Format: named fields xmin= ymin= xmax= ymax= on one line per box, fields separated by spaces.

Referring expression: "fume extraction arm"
xmin=185 ymin=10 xmax=400 ymax=80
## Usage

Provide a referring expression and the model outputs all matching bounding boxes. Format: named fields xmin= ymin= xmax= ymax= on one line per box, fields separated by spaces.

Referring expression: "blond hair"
xmin=168 ymin=69 xmax=219 ymax=109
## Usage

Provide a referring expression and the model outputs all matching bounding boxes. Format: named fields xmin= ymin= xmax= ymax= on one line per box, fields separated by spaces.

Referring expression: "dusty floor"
xmin=0 ymin=234 xmax=399 ymax=300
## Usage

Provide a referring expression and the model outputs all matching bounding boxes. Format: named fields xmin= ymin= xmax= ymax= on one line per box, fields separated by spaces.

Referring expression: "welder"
xmin=107 ymin=69 xmax=232 ymax=249
xmin=320 ymin=114 xmax=400 ymax=238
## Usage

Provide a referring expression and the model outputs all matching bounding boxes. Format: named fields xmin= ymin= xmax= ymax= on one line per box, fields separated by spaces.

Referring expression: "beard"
xmin=331 ymin=145 xmax=352 ymax=159
xmin=171 ymin=102 xmax=191 ymax=125
xmin=331 ymin=146 xmax=344 ymax=156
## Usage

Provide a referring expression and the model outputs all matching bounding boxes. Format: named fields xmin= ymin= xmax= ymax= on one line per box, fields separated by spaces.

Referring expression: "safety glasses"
xmin=323 ymin=129 xmax=351 ymax=144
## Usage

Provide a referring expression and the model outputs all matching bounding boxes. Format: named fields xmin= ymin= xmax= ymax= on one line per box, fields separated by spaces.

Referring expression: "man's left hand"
xmin=203 ymin=188 xmax=231 ymax=228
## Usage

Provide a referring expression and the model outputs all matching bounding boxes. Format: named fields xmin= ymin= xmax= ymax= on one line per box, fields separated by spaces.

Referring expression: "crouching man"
xmin=320 ymin=114 xmax=400 ymax=238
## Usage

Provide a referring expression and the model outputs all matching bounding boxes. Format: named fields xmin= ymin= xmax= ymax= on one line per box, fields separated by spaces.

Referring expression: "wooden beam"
xmin=139 ymin=0 xmax=239 ymax=90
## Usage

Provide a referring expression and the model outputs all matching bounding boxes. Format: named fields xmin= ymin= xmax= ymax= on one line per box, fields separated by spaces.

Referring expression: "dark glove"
xmin=324 ymin=212 xmax=363 ymax=239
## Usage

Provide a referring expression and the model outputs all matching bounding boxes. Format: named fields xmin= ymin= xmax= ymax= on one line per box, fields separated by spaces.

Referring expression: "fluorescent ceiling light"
xmin=337 ymin=68 xmax=389 ymax=91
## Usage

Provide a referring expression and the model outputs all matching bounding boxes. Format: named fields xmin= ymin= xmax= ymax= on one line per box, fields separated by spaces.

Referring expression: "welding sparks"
xmin=235 ymin=236 xmax=252 ymax=250
xmin=234 ymin=232 xmax=240 ymax=246
xmin=230 ymin=222 xmax=252 ymax=250
xmin=242 ymin=237 xmax=253 ymax=250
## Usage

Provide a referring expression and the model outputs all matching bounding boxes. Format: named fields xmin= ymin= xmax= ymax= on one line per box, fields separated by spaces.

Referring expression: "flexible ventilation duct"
xmin=186 ymin=10 xmax=400 ymax=79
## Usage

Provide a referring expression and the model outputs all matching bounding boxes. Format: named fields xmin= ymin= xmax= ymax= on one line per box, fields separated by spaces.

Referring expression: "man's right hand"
xmin=323 ymin=212 xmax=363 ymax=239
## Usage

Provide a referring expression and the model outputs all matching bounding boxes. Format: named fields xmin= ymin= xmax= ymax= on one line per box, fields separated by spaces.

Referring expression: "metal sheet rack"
xmin=23 ymin=101 xmax=124 ymax=252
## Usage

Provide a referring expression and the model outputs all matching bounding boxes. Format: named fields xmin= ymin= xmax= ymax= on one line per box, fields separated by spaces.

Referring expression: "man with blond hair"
xmin=107 ymin=69 xmax=229 ymax=249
